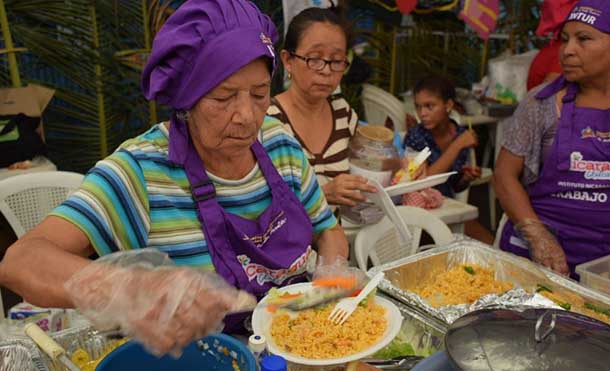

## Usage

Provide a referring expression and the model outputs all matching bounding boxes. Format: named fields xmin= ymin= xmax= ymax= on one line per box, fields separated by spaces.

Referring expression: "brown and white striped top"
xmin=267 ymin=96 xmax=359 ymax=187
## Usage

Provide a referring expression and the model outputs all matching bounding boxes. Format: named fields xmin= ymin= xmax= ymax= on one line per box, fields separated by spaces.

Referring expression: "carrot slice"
xmin=279 ymin=292 xmax=303 ymax=299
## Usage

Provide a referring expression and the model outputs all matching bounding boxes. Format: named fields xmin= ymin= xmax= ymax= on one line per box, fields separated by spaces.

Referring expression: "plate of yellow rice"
xmin=252 ymin=282 xmax=403 ymax=366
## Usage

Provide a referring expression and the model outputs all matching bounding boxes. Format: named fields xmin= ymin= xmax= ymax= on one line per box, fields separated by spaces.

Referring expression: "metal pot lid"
xmin=445 ymin=308 xmax=610 ymax=371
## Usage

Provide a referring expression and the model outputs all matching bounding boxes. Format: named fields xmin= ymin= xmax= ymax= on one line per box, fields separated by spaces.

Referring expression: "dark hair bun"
xmin=283 ymin=6 xmax=351 ymax=52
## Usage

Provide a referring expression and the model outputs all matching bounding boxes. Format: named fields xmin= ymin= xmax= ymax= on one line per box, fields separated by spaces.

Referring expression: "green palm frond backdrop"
xmin=0 ymin=0 xmax=540 ymax=172
xmin=1 ymin=0 xmax=280 ymax=172
xmin=4 ymin=0 xmax=147 ymax=171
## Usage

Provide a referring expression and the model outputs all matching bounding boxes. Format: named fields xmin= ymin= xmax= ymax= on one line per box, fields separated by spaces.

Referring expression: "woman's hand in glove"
xmin=64 ymin=250 xmax=256 ymax=357
xmin=515 ymin=219 xmax=570 ymax=276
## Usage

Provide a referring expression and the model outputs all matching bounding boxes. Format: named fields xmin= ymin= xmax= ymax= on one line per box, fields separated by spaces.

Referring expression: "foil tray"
xmin=0 ymin=302 xmax=443 ymax=371
xmin=382 ymin=294 xmax=445 ymax=347
xmin=369 ymin=238 xmax=610 ymax=331
xmin=0 ymin=339 xmax=44 ymax=371
xmin=0 ymin=324 xmax=125 ymax=371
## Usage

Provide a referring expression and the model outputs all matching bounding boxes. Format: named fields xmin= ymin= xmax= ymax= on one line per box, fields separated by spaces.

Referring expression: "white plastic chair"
xmin=354 ymin=206 xmax=455 ymax=271
xmin=454 ymin=147 xmax=495 ymax=229
xmin=361 ymin=83 xmax=407 ymax=133
xmin=0 ymin=171 xmax=83 ymax=319
xmin=492 ymin=213 xmax=509 ymax=249
xmin=0 ymin=171 xmax=84 ymax=238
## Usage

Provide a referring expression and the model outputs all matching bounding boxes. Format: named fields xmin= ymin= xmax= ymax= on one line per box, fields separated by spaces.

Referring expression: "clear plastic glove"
xmin=64 ymin=250 xmax=256 ymax=357
xmin=515 ymin=219 xmax=570 ymax=276
xmin=313 ymin=256 xmax=367 ymax=290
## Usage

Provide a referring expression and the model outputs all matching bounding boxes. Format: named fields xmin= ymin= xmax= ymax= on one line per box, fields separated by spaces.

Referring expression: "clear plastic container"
xmin=349 ymin=125 xmax=400 ymax=173
xmin=249 ymin=334 xmax=268 ymax=370
xmin=342 ymin=125 xmax=401 ymax=225
xmin=576 ymin=255 xmax=610 ymax=298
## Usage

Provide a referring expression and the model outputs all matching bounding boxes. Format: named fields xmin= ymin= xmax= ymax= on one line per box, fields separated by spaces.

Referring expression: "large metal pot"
xmin=444 ymin=308 xmax=610 ymax=371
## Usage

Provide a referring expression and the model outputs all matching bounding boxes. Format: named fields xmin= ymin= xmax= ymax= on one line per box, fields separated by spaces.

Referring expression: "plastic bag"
xmin=64 ymin=249 xmax=256 ymax=357
xmin=487 ymin=50 xmax=539 ymax=103
xmin=313 ymin=256 xmax=367 ymax=290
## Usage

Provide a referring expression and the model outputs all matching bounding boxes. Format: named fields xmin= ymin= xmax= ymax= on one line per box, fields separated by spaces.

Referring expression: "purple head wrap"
xmin=141 ymin=0 xmax=278 ymax=110
xmin=565 ymin=0 xmax=610 ymax=34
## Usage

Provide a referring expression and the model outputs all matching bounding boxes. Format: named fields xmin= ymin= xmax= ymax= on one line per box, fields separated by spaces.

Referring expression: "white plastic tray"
xmin=384 ymin=171 xmax=456 ymax=197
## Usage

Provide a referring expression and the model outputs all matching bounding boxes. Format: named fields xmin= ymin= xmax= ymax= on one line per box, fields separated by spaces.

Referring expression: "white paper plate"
xmin=252 ymin=282 xmax=403 ymax=366
xmin=384 ymin=171 xmax=457 ymax=197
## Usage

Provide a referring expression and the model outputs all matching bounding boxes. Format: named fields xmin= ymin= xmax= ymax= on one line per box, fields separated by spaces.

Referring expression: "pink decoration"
xmin=459 ymin=0 xmax=500 ymax=40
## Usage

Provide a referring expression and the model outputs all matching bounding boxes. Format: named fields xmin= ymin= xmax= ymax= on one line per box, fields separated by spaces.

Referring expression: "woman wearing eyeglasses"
xmin=267 ymin=7 xmax=377 ymax=208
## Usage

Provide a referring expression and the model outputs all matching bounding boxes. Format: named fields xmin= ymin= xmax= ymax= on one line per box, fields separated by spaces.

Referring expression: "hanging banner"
xmin=282 ymin=0 xmax=333 ymax=34
xmin=459 ymin=0 xmax=500 ymax=40
xmin=396 ymin=0 xmax=417 ymax=14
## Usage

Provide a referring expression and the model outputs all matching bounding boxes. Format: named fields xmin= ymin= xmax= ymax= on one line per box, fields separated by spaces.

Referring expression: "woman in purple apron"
xmin=0 ymin=0 xmax=350 ymax=356
xmin=495 ymin=0 xmax=610 ymax=276
xmin=141 ymin=0 xmax=350 ymax=326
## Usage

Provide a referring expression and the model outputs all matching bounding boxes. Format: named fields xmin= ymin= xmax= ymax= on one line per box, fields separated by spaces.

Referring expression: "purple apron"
xmin=168 ymin=118 xmax=314 ymax=330
xmin=500 ymin=78 xmax=610 ymax=275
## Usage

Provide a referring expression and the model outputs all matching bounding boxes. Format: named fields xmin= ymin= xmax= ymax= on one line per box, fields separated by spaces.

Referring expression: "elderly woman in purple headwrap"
xmin=0 ymin=0 xmax=349 ymax=355
xmin=494 ymin=0 xmax=610 ymax=277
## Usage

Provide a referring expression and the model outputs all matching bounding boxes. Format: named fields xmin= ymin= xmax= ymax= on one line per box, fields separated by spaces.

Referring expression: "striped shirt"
xmin=267 ymin=96 xmax=358 ymax=187
xmin=51 ymin=117 xmax=337 ymax=270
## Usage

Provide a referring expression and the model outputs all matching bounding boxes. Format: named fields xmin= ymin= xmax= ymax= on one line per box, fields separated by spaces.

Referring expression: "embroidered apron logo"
xmin=237 ymin=246 xmax=313 ymax=285
xmin=242 ymin=211 xmax=287 ymax=248
xmin=581 ymin=127 xmax=610 ymax=142
xmin=570 ymin=152 xmax=610 ymax=180
xmin=557 ymin=181 xmax=606 ymax=190
xmin=552 ymin=190 xmax=608 ymax=203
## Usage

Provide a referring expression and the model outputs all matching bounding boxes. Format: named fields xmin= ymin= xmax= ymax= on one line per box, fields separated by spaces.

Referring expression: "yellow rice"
xmin=413 ymin=264 xmax=513 ymax=307
xmin=270 ymin=301 xmax=387 ymax=359
xmin=71 ymin=338 xmax=129 ymax=371
xmin=540 ymin=290 xmax=610 ymax=325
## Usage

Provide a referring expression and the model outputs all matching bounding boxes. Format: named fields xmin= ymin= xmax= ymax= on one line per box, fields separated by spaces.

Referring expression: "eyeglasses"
xmin=289 ymin=52 xmax=350 ymax=72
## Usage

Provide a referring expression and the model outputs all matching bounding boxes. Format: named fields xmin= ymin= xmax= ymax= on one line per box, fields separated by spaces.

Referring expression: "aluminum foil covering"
xmin=0 ymin=324 xmax=126 ymax=371
xmin=47 ymin=325 xmax=125 ymax=371
xmin=0 ymin=339 xmax=43 ymax=371
xmin=369 ymin=237 xmax=610 ymax=331
xmin=381 ymin=295 xmax=445 ymax=351
xmin=430 ymin=288 xmax=561 ymax=324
